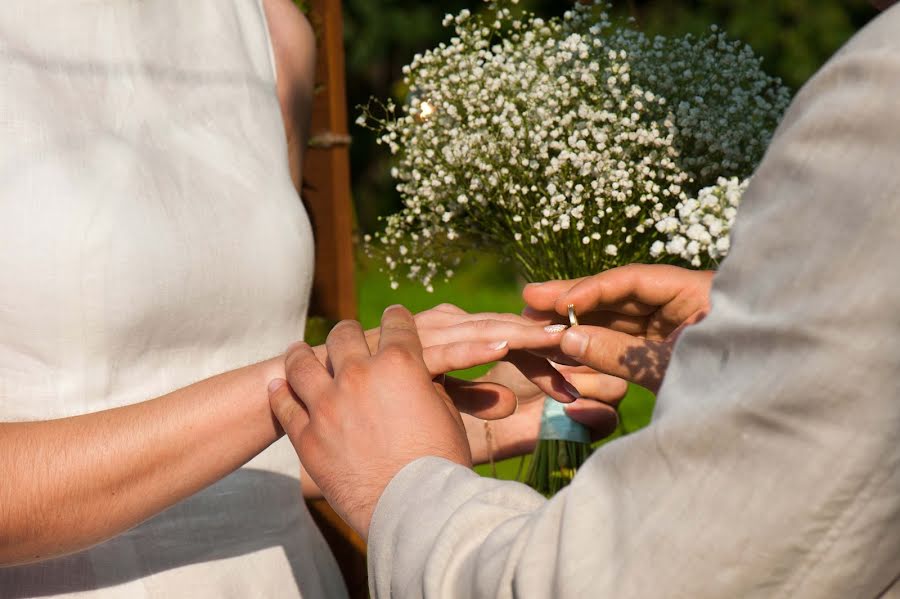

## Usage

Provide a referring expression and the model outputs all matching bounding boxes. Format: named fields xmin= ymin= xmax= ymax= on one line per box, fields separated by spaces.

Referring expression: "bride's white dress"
xmin=0 ymin=0 xmax=346 ymax=596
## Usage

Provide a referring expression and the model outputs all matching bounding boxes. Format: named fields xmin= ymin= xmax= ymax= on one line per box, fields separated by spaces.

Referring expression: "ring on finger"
xmin=567 ymin=304 xmax=580 ymax=327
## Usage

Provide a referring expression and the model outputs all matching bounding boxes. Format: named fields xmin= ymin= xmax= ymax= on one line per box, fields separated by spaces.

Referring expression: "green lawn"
xmin=313 ymin=253 xmax=657 ymax=481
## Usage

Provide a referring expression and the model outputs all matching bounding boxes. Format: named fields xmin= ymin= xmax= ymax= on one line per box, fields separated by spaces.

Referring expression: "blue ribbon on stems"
xmin=538 ymin=396 xmax=591 ymax=443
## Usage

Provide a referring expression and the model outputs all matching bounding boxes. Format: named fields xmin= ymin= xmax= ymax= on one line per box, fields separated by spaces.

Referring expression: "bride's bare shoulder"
xmin=261 ymin=0 xmax=316 ymax=187
xmin=262 ymin=0 xmax=316 ymax=77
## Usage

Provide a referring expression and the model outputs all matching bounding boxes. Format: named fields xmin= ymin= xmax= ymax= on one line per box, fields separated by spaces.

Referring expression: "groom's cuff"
xmin=367 ymin=457 xmax=477 ymax=598
xmin=367 ymin=456 xmax=545 ymax=599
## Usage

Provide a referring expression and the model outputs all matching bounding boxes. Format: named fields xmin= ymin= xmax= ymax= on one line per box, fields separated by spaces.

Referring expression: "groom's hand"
xmin=269 ymin=306 xmax=470 ymax=539
xmin=523 ymin=264 xmax=714 ymax=392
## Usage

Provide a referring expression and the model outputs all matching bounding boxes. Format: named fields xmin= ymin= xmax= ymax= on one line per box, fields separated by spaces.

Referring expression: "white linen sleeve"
xmin=367 ymin=9 xmax=900 ymax=599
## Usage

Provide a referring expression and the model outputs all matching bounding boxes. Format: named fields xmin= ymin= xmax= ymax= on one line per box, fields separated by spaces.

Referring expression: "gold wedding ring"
xmin=567 ymin=304 xmax=579 ymax=327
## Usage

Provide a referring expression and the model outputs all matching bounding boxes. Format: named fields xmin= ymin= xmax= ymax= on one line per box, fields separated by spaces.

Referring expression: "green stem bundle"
xmin=524 ymin=439 xmax=593 ymax=497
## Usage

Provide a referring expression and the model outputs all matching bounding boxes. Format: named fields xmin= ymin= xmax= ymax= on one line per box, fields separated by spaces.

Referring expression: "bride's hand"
xmin=470 ymin=361 xmax=624 ymax=439
xmin=311 ymin=304 xmax=577 ymax=420
xmin=414 ymin=304 xmax=629 ymax=407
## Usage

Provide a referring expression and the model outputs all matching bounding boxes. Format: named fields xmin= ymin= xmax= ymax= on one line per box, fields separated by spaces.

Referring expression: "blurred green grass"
xmin=310 ymin=253 xmax=657 ymax=481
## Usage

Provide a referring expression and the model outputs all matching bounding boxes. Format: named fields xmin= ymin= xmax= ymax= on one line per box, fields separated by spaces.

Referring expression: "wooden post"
xmin=304 ymin=0 xmax=357 ymax=324
xmin=303 ymin=2 xmax=368 ymax=598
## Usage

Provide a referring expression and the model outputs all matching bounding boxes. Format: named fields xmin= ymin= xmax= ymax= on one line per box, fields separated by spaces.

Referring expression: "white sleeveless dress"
xmin=0 ymin=1 xmax=347 ymax=597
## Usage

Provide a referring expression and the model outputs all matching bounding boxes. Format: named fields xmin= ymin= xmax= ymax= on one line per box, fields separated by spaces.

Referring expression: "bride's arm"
xmin=0 ymin=315 xmax=564 ymax=563
xmin=0 ymin=356 xmax=287 ymax=566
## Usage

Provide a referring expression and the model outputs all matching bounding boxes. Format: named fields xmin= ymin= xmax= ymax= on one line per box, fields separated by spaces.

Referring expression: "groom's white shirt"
xmin=367 ymin=6 xmax=900 ymax=598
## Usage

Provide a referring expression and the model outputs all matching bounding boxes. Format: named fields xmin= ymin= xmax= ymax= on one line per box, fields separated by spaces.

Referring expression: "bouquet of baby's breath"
xmin=361 ymin=0 xmax=788 ymax=495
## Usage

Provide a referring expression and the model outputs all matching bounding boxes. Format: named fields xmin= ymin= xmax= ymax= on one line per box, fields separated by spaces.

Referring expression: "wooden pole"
xmin=304 ymin=0 xmax=357 ymax=324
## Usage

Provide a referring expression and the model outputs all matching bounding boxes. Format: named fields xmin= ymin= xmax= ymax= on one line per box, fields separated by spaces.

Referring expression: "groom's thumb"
xmin=267 ymin=379 xmax=309 ymax=439
xmin=560 ymin=325 xmax=668 ymax=392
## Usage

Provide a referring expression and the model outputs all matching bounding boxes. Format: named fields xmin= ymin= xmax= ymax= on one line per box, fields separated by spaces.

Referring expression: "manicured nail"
xmin=267 ymin=379 xmax=286 ymax=394
xmin=561 ymin=329 xmax=589 ymax=357
xmin=524 ymin=282 xmax=544 ymax=289
xmin=563 ymin=381 xmax=582 ymax=400
xmin=544 ymin=324 xmax=568 ymax=334
xmin=489 ymin=340 xmax=509 ymax=351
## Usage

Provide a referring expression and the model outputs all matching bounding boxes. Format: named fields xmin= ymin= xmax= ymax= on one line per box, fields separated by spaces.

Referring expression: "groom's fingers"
xmin=326 ymin=320 xmax=371 ymax=374
xmin=553 ymin=265 xmax=685 ymax=317
xmin=284 ymin=342 xmax=333 ymax=410
xmin=522 ymin=277 xmax=587 ymax=311
xmin=377 ymin=305 xmax=424 ymax=357
xmin=443 ymin=377 xmax=517 ymax=420
xmin=267 ymin=378 xmax=310 ymax=440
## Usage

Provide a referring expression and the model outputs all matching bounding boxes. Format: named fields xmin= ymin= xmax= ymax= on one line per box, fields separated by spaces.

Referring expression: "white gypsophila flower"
xmin=609 ymin=28 xmax=790 ymax=184
xmin=360 ymin=1 xmax=786 ymax=289
xmin=654 ymin=176 xmax=749 ymax=267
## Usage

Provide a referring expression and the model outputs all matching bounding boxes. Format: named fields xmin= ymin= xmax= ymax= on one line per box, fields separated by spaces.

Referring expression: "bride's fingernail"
xmin=544 ymin=324 xmax=567 ymax=334
xmin=489 ymin=340 xmax=509 ymax=351
xmin=563 ymin=381 xmax=582 ymax=399
xmin=524 ymin=282 xmax=544 ymax=289
xmin=268 ymin=379 xmax=286 ymax=394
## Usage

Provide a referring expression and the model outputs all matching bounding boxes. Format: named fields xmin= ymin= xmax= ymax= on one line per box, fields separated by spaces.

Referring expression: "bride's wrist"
xmin=497 ymin=408 xmax=541 ymax=460
xmin=467 ymin=407 xmax=540 ymax=465
xmin=263 ymin=354 xmax=287 ymax=382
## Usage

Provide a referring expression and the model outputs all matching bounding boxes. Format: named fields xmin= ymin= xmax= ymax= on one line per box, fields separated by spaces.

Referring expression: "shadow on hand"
xmin=618 ymin=339 xmax=673 ymax=393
